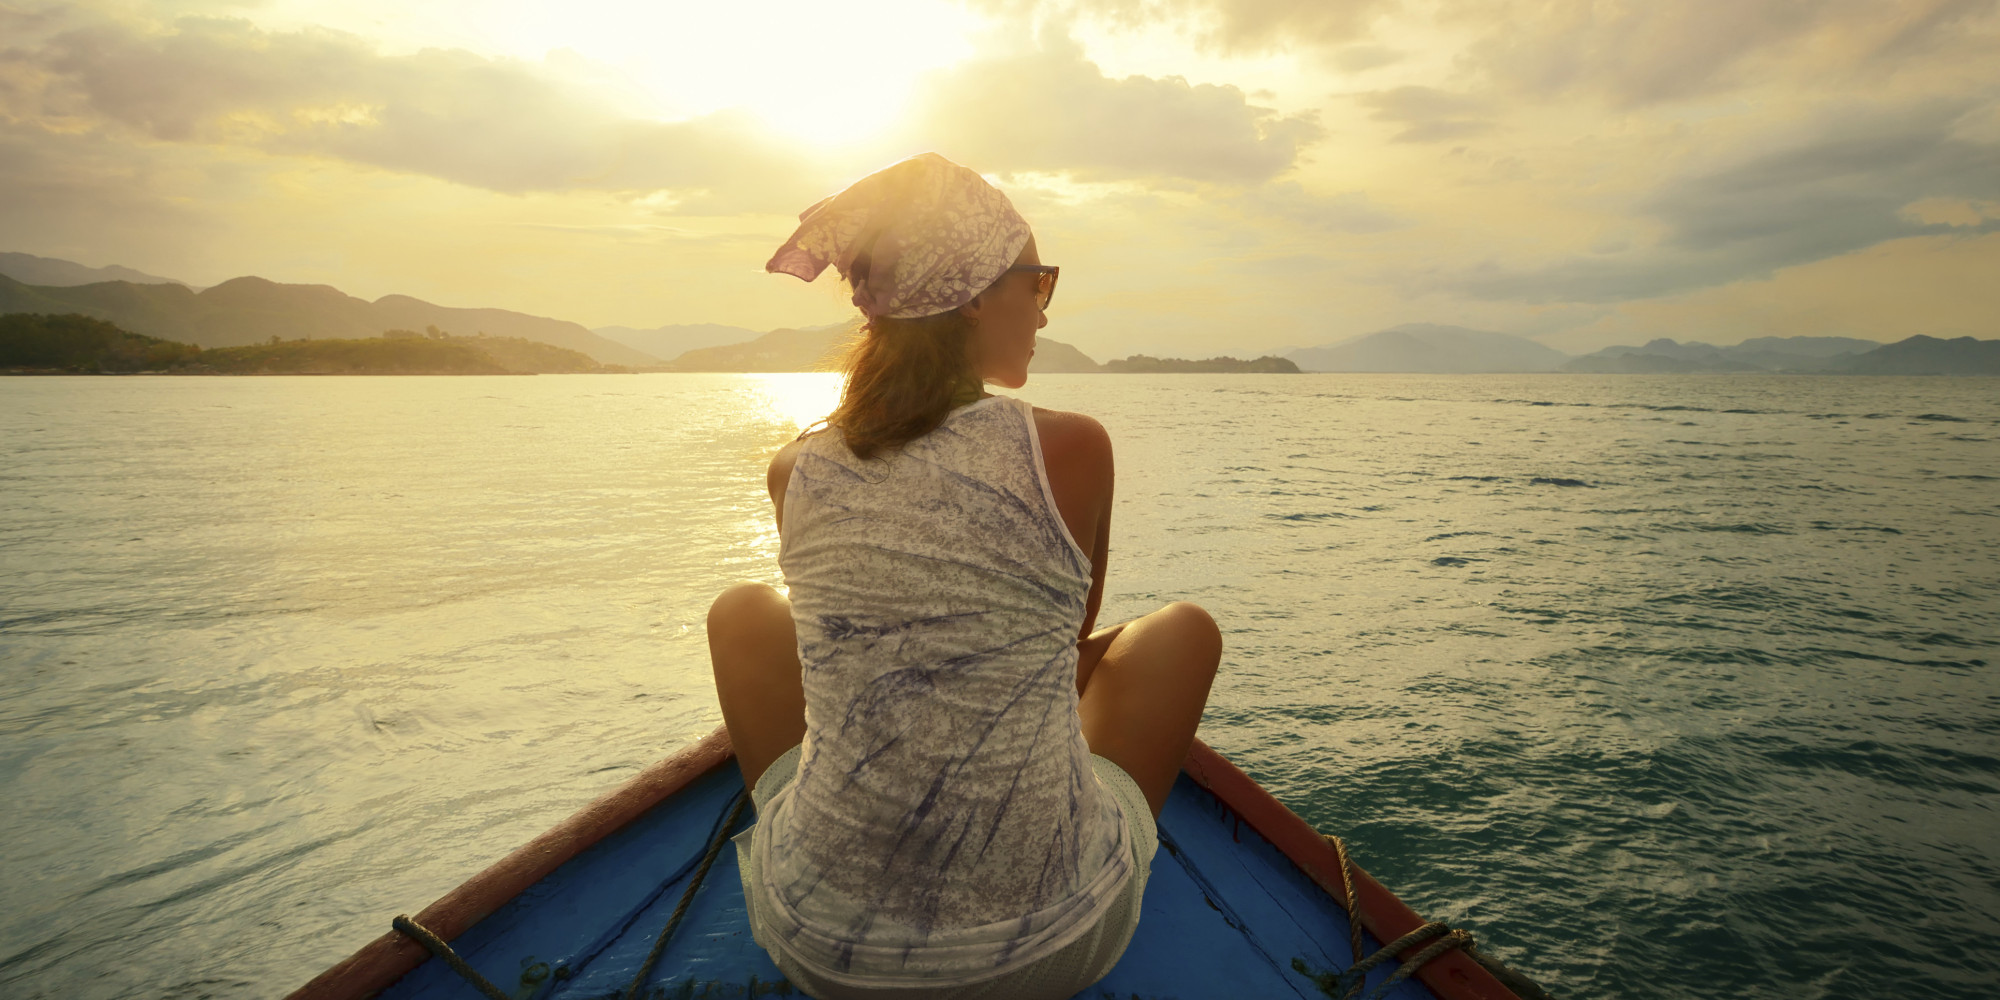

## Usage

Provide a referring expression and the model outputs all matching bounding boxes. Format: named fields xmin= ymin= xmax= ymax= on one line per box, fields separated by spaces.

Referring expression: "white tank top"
xmin=750 ymin=395 xmax=1131 ymax=986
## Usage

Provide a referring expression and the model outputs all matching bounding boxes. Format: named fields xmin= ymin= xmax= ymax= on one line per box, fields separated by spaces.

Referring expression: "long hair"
xmin=825 ymin=310 xmax=981 ymax=460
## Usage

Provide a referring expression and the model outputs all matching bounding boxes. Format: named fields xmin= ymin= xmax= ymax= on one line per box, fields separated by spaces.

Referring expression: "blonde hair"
xmin=825 ymin=311 xmax=981 ymax=460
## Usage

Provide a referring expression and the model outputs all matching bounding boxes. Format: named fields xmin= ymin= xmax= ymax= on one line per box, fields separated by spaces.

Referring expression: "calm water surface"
xmin=2 ymin=373 xmax=1995 ymax=999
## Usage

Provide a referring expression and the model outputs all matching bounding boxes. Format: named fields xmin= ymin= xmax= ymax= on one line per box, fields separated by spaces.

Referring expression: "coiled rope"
xmin=1320 ymin=833 xmax=1555 ymax=1000
xmin=1322 ymin=834 xmax=1474 ymax=1000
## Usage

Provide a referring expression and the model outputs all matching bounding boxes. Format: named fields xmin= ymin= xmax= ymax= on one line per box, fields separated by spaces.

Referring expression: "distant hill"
xmin=0 ymin=252 xmax=185 ymax=288
xmin=1562 ymin=336 xmax=1881 ymax=373
xmin=1 ymin=313 xmax=203 ymax=371
xmin=663 ymin=319 xmax=1102 ymax=374
xmin=1101 ymin=355 xmax=1300 ymax=373
xmin=1828 ymin=335 xmax=2000 ymax=375
xmin=1030 ymin=338 xmax=1103 ymax=372
xmin=0 ymin=273 xmax=658 ymax=367
xmin=1287 ymin=324 xmax=1569 ymax=372
xmin=666 ymin=321 xmax=861 ymax=371
xmin=1564 ymin=339 xmax=1762 ymax=373
xmin=0 ymin=312 xmax=612 ymax=374
xmin=1729 ymin=336 xmax=1881 ymax=368
xmin=596 ymin=323 xmax=761 ymax=360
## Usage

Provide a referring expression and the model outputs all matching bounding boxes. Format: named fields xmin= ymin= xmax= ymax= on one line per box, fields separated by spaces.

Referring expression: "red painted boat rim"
xmin=284 ymin=728 xmax=734 ymax=1000
xmin=1181 ymin=739 xmax=1524 ymax=1000
xmin=287 ymin=729 xmax=1523 ymax=1000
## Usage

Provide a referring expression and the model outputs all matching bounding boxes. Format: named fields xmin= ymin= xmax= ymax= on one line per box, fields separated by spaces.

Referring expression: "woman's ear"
xmin=957 ymin=293 xmax=983 ymax=321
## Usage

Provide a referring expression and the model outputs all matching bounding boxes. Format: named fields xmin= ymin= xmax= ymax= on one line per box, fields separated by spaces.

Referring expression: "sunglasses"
xmin=1007 ymin=264 xmax=1060 ymax=310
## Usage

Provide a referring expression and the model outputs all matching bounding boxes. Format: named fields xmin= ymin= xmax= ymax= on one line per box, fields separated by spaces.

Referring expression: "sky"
xmin=2 ymin=0 xmax=1997 ymax=359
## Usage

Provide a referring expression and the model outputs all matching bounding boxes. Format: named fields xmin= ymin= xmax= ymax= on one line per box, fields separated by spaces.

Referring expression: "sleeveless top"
xmin=749 ymin=395 xmax=1131 ymax=987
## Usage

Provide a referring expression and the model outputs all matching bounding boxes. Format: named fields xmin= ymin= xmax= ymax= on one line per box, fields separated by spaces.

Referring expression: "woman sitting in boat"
xmin=707 ymin=152 xmax=1222 ymax=1000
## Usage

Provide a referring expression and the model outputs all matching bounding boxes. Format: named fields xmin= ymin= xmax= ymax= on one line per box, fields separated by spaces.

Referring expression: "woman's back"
xmin=752 ymin=396 xmax=1131 ymax=982
xmin=712 ymin=151 xmax=1219 ymax=999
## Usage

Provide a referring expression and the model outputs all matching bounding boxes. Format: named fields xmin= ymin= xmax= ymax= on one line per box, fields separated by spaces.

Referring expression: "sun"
xmin=252 ymin=0 xmax=980 ymax=145
xmin=512 ymin=0 xmax=980 ymax=145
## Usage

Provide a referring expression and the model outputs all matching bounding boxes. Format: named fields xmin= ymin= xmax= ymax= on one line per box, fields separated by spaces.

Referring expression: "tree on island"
xmin=0 ymin=312 xmax=615 ymax=374
xmin=1 ymin=313 xmax=203 ymax=371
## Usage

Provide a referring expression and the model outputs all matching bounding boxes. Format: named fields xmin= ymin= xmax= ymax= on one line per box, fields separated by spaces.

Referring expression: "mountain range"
xmin=0 ymin=272 xmax=658 ymax=367
xmin=656 ymin=319 xmax=1107 ymax=373
xmin=595 ymin=323 xmax=763 ymax=360
xmin=1559 ymin=335 xmax=1883 ymax=373
xmin=1285 ymin=323 xmax=1569 ymax=372
xmin=4 ymin=254 xmax=1994 ymax=374
xmin=1282 ymin=324 xmax=1997 ymax=375
xmin=0 ymin=252 xmax=185 ymax=288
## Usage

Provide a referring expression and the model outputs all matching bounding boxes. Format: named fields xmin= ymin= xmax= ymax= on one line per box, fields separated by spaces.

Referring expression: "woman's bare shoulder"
xmin=1031 ymin=406 xmax=1113 ymax=478
xmin=1031 ymin=406 xmax=1112 ymax=457
xmin=767 ymin=435 xmax=807 ymax=505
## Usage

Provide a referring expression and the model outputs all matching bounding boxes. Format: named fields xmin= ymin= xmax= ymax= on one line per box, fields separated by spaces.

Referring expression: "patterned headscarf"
xmin=766 ymin=153 xmax=1031 ymax=320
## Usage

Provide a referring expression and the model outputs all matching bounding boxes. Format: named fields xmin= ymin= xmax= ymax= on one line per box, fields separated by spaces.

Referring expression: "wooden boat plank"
xmin=500 ymin=766 xmax=776 ymax=998
xmin=1090 ymin=770 xmax=1433 ymax=1000
xmin=292 ymin=732 xmax=1523 ymax=1000
xmin=377 ymin=771 xmax=1433 ymax=999
xmin=1097 ymin=774 xmax=1430 ymax=999
xmin=1183 ymin=741 xmax=1518 ymax=1000
xmin=288 ymin=729 xmax=734 ymax=1000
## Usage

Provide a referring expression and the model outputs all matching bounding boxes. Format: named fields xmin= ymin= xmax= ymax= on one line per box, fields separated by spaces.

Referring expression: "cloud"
xmin=5 ymin=15 xmax=818 ymax=204
xmin=1460 ymin=0 xmax=1825 ymax=106
xmin=1355 ymin=86 xmax=1492 ymax=143
xmin=1872 ymin=0 xmax=2000 ymax=60
xmin=7 ymin=12 xmax=1322 ymax=207
xmin=1443 ymin=100 xmax=2000 ymax=301
xmin=1329 ymin=44 xmax=1402 ymax=73
xmin=1458 ymin=0 xmax=2000 ymax=107
xmin=0 ymin=121 xmax=217 ymax=247
xmin=1021 ymin=0 xmax=1397 ymax=53
xmin=905 ymin=33 xmax=1320 ymax=183
xmin=1234 ymin=181 xmax=1407 ymax=233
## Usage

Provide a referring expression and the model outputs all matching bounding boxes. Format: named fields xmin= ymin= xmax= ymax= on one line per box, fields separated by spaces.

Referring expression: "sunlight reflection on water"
xmin=749 ymin=372 xmax=841 ymax=434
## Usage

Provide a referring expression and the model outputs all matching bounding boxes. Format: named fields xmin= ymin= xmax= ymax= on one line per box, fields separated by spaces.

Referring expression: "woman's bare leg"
xmin=707 ymin=582 xmax=806 ymax=792
xmin=1076 ymin=601 xmax=1221 ymax=817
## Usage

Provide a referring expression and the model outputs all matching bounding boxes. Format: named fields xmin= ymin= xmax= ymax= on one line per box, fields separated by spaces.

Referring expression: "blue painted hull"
xmin=373 ymin=762 xmax=1439 ymax=1000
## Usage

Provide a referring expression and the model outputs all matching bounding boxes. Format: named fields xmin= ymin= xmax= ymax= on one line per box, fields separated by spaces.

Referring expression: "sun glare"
xmin=752 ymin=373 xmax=843 ymax=433
xmin=258 ymin=1 xmax=979 ymax=144
xmin=512 ymin=1 xmax=980 ymax=144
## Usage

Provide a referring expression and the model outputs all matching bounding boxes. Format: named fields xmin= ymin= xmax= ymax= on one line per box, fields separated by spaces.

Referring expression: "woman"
xmin=708 ymin=153 xmax=1221 ymax=1000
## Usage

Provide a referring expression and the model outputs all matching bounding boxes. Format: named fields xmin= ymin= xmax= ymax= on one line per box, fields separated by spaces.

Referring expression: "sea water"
xmin=1 ymin=373 xmax=1995 ymax=999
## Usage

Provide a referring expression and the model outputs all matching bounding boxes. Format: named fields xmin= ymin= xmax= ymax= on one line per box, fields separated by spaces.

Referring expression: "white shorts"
xmin=734 ymin=745 xmax=1159 ymax=1000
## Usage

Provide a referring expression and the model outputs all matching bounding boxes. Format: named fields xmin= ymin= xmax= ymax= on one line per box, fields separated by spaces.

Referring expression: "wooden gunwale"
xmin=288 ymin=729 xmax=1520 ymax=1000
xmin=1181 ymin=741 xmax=1523 ymax=1000
xmin=284 ymin=727 xmax=734 ymax=1000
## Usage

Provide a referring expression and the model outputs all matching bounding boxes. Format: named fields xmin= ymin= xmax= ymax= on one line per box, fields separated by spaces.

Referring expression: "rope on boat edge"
xmin=387 ymin=793 xmax=1548 ymax=1000
xmin=390 ymin=788 xmax=750 ymax=1000
xmin=1321 ymin=834 xmax=1476 ymax=1000
xmin=623 ymin=789 xmax=753 ymax=1000
xmin=1321 ymin=832 xmax=1558 ymax=1000
xmin=389 ymin=915 xmax=512 ymax=1000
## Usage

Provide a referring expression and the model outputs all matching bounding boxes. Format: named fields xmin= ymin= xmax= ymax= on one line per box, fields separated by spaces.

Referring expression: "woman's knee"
xmin=1154 ymin=601 xmax=1221 ymax=655
xmin=708 ymin=584 xmax=792 ymax=652
xmin=707 ymin=582 xmax=788 ymax=639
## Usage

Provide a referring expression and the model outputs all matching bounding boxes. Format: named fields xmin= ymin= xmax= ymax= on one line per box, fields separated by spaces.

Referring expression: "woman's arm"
xmin=1032 ymin=407 xmax=1113 ymax=638
xmin=767 ymin=437 xmax=804 ymax=531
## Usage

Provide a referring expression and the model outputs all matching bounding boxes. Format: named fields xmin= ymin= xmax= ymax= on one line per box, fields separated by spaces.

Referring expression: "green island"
xmin=0 ymin=313 xmax=618 ymax=375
